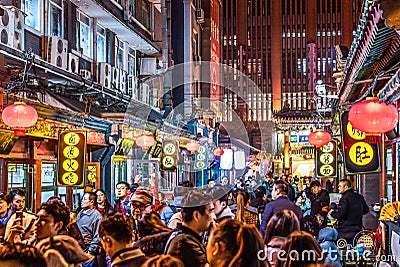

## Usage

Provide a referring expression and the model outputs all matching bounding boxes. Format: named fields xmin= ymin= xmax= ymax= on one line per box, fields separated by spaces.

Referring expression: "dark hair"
xmin=274 ymin=180 xmax=289 ymax=195
xmin=8 ymin=188 xmax=25 ymax=203
xmin=236 ymin=189 xmax=250 ymax=223
xmin=207 ymin=178 xmax=215 ymax=185
xmin=300 ymin=215 xmax=320 ymax=237
xmin=143 ymin=255 xmax=184 ymax=267
xmin=181 ymin=189 xmax=211 ymax=222
xmin=0 ymin=243 xmax=46 ymax=267
xmin=116 ymin=181 xmax=130 ymax=189
xmin=264 ymin=209 xmax=300 ymax=244
xmin=85 ymin=192 xmax=97 ymax=204
xmin=310 ymin=180 xmax=321 ymax=188
xmin=138 ymin=212 xmax=170 ymax=237
xmin=39 ymin=199 xmax=70 ymax=232
xmin=209 ymin=219 xmax=264 ymax=267
xmin=0 ymin=192 xmax=9 ymax=203
xmin=178 ymin=180 xmax=194 ymax=187
xmin=339 ymin=179 xmax=351 ymax=188
xmin=254 ymin=186 xmax=266 ymax=199
xmin=99 ymin=213 xmax=133 ymax=244
xmin=275 ymin=231 xmax=324 ymax=267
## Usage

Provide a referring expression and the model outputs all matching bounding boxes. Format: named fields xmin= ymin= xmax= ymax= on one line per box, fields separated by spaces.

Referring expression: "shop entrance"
xmin=1 ymin=159 xmax=42 ymax=212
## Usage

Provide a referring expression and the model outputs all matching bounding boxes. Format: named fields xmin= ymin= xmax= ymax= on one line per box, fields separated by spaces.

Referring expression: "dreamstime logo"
xmin=257 ymin=239 xmax=396 ymax=263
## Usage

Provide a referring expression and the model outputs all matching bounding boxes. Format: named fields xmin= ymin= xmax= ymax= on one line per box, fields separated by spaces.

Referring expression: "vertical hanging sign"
xmin=161 ymin=140 xmax=178 ymax=171
xmin=315 ymin=140 xmax=338 ymax=178
xmin=194 ymin=144 xmax=208 ymax=170
xmin=57 ymin=131 xmax=86 ymax=186
xmin=341 ymin=111 xmax=381 ymax=174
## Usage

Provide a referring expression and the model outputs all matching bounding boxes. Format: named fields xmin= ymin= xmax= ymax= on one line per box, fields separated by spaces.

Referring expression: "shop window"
xmin=97 ymin=24 xmax=106 ymax=62
xmin=24 ymin=0 xmax=42 ymax=32
xmin=41 ymin=163 xmax=56 ymax=201
xmin=77 ymin=11 xmax=92 ymax=58
xmin=48 ymin=0 xmax=63 ymax=37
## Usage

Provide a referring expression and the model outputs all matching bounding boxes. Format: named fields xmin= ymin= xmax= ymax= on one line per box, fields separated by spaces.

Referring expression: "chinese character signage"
xmin=315 ymin=140 xmax=337 ymax=178
xmin=341 ymin=112 xmax=381 ymax=174
xmin=194 ymin=144 xmax=208 ymax=171
xmin=57 ymin=131 xmax=86 ymax=186
xmin=161 ymin=140 xmax=178 ymax=171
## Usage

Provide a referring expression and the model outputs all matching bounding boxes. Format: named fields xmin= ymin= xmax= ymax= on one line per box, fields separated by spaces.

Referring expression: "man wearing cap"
xmin=165 ymin=189 xmax=214 ymax=267
xmin=129 ymin=187 xmax=153 ymax=241
xmin=161 ymin=181 xmax=194 ymax=227
xmin=208 ymin=185 xmax=235 ymax=223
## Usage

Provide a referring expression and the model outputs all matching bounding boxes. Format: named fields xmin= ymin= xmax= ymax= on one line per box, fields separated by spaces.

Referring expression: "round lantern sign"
xmin=2 ymin=102 xmax=38 ymax=136
xmin=308 ymin=130 xmax=331 ymax=147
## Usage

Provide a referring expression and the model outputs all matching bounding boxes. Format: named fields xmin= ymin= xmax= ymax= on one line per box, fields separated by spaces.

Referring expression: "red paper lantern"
xmin=2 ymin=102 xmax=38 ymax=136
xmin=213 ymin=147 xmax=224 ymax=157
xmin=186 ymin=141 xmax=200 ymax=154
xmin=136 ymin=134 xmax=155 ymax=152
xmin=308 ymin=130 xmax=331 ymax=147
xmin=348 ymin=97 xmax=398 ymax=134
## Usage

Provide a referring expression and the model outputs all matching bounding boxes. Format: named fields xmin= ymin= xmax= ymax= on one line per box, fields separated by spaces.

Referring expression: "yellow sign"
xmin=87 ymin=165 xmax=97 ymax=183
xmin=163 ymin=143 xmax=176 ymax=155
xmin=57 ymin=131 xmax=86 ymax=186
xmin=321 ymin=142 xmax=334 ymax=153
xmin=320 ymin=153 xmax=334 ymax=165
xmin=349 ymin=141 xmax=373 ymax=166
xmin=162 ymin=156 xmax=175 ymax=168
xmin=62 ymin=172 xmax=79 ymax=185
xmin=347 ymin=122 xmax=366 ymax=140
xmin=319 ymin=165 xmax=334 ymax=176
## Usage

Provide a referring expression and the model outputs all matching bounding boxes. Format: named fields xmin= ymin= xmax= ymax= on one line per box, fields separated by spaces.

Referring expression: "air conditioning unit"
xmin=111 ymin=67 xmax=120 ymax=90
xmin=68 ymin=53 xmax=80 ymax=75
xmin=196 ymin=8 xmax=205 ymax=23
xmin=140 ymin=58 xmax=156 ymax=76
xmin=47 ymin=36 xmax=68 ymax=69
xmin=127 ymin=75 xmax=137 ymax=97
xmin=80 ymin=69 xmax=92 ymax=80
xmin=13 ymin=7 xmax=24 ymax=50
xmin=120 ymin=70 xmax=127 ymax=92
xmin=98 ymin=62 xmax=111 ymax=89
xmin=0 ymin=6 xmax=15 ymax=47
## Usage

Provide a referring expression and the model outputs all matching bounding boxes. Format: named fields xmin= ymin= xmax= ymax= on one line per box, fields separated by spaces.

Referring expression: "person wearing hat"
xmin=130 ymin=187 xmax=153 ymax=241
xmin=208 ymin=185 xmax=235 ymax=223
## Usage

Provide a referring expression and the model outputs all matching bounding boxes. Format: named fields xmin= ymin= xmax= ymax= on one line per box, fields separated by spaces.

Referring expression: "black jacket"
xmin=310 ymin=189 xmax=330 ymax=216
xmin=330 ymin=189 xmax=369 ymax=241
xmin=111 ymin=247 xmax=148 ymax=267
xmin=165 ymin=225 xmax=207 ymax=267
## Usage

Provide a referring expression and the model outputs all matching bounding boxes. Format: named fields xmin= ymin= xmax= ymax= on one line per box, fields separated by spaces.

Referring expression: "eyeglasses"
xmin=130 ymin=203 xmax=149 ymax=211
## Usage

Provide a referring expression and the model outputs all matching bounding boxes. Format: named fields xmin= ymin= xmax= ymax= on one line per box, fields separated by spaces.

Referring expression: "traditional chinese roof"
xmin=338 ymin=0 xmax=400 ymax=104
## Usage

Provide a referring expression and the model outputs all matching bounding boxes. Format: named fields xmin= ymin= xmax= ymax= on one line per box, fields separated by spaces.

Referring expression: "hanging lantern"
xmin=308 ymin=129 xmax=331 ymax=147
xmin=136 ymin=134 xmax=155 ymax=152
xmin=186 ymin=141 xmax=200 ymax=154
xmin=348 ymin=97 xmax=398 ymax=134
xmin=213 ymin=147 xmax=224 ymax=157
xmin=2 ymin=102 xmax=38 ymax=136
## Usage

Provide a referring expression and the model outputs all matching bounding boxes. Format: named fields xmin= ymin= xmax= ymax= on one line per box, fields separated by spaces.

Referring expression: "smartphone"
xmin=15 ymin=211 xmax=23 ymax=225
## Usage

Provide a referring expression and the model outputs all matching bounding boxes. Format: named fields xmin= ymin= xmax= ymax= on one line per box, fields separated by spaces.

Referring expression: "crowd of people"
xmin=0 ymin=174 xmax=380 ymax=267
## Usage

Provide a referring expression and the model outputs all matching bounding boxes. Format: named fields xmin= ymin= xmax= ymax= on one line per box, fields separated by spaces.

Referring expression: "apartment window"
xmin=128 ymin=47 xmax=136 ymax=75
xmin=116 ymin=38 xmax=125 ymax=69
xmin=24 ymin=0 xmax=42 ymax=32
xmin=77 ymin=11 xmax=91 ymax=58
xmin=97 ymin=25 xmax=106 ymax=62
xmin=142 ymin=0 xmax=150 ymax=29
xmin=48 ymin=0 xmax=63 ymax=37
